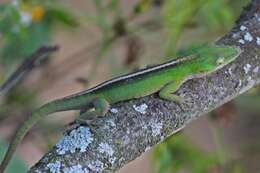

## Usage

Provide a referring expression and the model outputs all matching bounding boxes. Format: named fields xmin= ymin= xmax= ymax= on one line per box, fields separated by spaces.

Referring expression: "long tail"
xmin=0 ymin=93 xmax=93 ymax=173
xmin=0 ymin=103 xmax=57 ymax=173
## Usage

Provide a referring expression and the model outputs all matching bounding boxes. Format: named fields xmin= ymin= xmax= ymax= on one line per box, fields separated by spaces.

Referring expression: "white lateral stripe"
xmin=74 ymin=55 xmax=195 ymax=96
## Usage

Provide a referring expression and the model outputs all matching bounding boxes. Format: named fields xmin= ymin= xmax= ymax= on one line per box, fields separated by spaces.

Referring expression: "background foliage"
xmin=0 ymin=0 xmax=77 ymax=68
xmin=0 ymin=0 xmax=258 ymax=173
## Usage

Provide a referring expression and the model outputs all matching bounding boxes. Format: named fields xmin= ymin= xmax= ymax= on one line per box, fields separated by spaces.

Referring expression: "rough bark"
xmin=29 ymin=1 xmax=260 ymax=173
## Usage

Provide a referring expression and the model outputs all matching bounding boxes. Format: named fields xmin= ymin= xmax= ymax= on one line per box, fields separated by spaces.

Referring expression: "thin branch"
xmin=0 ymin=45 xmax=59 ymax=96
xmin=29 ymin=1 xmax=260 ymax=173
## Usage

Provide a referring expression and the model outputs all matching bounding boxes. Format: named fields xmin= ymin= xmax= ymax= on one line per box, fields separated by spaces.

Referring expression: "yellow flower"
xmin=31 ymin=6 xmax=45 ymax=22
xmin=20 ymin=3 xmax=45 ymax=23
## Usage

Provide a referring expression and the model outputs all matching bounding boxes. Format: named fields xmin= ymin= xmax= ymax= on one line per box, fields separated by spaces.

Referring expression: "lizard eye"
xmin=216 ymin=57 xmax=225 ymax=65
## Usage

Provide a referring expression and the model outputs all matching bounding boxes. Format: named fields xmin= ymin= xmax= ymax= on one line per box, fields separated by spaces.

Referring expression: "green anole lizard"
xmin=0 ymin=44 xmax=241 ymax=173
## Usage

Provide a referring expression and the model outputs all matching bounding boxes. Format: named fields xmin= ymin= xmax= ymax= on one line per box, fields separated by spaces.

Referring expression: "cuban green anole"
xmin=0 ymin=44 xmax=241 ymax=173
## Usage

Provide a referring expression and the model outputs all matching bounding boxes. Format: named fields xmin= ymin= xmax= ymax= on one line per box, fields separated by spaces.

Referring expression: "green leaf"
xmin=1 ymin=22 xmax=50 ymax=68
xmin=0 ymin=5 xmax=20 ymax=33
xmin=45 ymin=5 xmax=78 ymax=27
xmin=0 ymin=138 xmax=27 ymax=173
xmin=153 ymin=135 xmax=218 ymax=173
xmin=162 ymin=0 xmax=206 ymax=57
xmin=133 ymin=0 xmax=152 ymax=15
xmin=200 ymin=0 xmax=234 ymax=30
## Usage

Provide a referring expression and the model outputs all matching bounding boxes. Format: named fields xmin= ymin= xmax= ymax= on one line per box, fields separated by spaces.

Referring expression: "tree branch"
xmin=29 ymin=1 xmax=260 ymax=173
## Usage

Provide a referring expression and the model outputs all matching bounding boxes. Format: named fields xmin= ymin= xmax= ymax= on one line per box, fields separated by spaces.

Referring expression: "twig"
xmin=0 ymin=45 xmax=59 ymax=96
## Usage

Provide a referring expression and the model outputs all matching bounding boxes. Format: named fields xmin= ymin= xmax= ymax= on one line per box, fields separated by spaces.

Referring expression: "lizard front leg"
xmin=76 ymin=97 xmax=110 ymax=125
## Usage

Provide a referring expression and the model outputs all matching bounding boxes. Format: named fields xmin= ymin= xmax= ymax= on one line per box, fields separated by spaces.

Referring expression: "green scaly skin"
xmin=0 ymin=45 xmax=241 ymax=173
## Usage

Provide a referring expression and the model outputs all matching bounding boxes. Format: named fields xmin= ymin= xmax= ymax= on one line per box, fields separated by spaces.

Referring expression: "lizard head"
xmin=213 ymin=46 xmax=241 ymax=66
xmin=195 ymin=45 xmax=241 ymax=72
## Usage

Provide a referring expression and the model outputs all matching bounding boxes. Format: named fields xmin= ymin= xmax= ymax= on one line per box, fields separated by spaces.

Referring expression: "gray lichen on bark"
xmin=29 ymin=1 xmax=260 ymax=173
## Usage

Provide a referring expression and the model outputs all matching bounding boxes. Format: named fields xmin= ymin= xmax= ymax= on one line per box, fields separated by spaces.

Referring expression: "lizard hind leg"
xmin=159 ymin=79 xmax=186 ymax=106
xmin=75 ymin=98 xmax=110 ymax=125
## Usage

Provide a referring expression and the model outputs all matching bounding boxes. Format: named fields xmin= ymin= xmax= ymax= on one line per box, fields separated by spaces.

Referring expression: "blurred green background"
xmin=0 ymin=0 xmax=259 ymax=173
